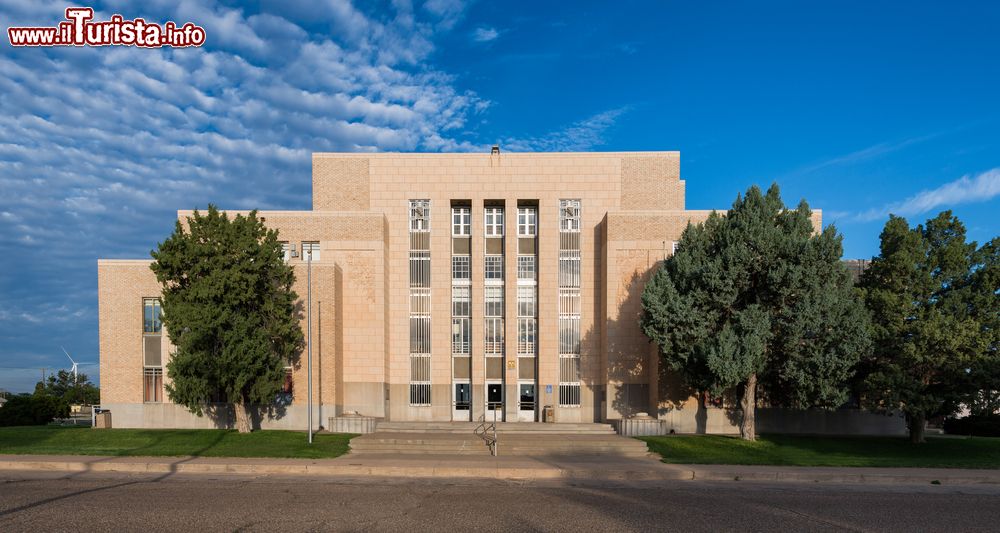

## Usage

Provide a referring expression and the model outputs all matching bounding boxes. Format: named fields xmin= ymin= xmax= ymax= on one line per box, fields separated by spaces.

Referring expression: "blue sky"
xmin=1 ymin=1 xmax=998 ymax=392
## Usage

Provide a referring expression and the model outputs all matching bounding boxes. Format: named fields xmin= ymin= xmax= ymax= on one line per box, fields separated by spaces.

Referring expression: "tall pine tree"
xmin=150 ymin=206 xmax=304 ymax=433
xmin=860 ymin=212 xmax=997 ymax=442
xmin=641 ymin=184 xmax=870 ymax=440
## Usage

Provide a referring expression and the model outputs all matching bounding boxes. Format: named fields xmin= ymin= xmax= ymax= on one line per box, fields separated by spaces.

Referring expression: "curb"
xmin=0 ymin=458 xmax=687 ymax=481
xmin=685 ymin=467 xmax=1000 ymax=485
xmin=1 ymin=458 xmax=997 ymax=485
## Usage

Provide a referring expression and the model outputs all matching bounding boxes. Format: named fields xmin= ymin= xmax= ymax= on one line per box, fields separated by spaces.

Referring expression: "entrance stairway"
xmin=348 ymin=422 xmax=650 ymax=457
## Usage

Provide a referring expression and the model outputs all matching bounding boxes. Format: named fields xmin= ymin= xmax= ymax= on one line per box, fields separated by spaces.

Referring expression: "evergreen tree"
xmin=641 ymin=184 xmax=870 ymax=440
xmin=860 ymin=212 xmax=998 ymax=442
xmin=43 ymin=370 xmax=100 ymax=405
xmin=150 ymin=206 xmax=304 ymax=433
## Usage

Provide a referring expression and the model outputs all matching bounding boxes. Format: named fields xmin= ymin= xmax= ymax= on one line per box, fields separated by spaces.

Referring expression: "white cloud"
xmin=855 ymin=168 xmax=1000 ymax=222
xmin=472 ymin=27 xmax=499 ymax=42
xmin=784 ymin=132 xmax=944 ymax=178
xmin=0 ymin=0 xmax=487 ymax=389
xmin=502 ymin=107 xmax=629 ymax=152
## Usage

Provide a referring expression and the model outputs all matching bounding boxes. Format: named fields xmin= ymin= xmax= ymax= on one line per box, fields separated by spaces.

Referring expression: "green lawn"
xmin=639 ymin=434 xmax=1000 ymax=469
xmin=0 ymin=426 xmax=355 ymax=459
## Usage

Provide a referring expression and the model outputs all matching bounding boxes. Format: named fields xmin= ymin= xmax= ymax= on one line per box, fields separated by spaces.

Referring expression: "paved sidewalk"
xmin=1 ymin=453 xmax=999 ymax=485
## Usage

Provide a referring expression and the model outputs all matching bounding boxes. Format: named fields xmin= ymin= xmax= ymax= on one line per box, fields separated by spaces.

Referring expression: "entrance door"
xmin=453 ymin=382 xmax=471 ymax=421
xmin=486 ymin=382 xmax=504 ymax=422
xmin=518 ymin=382 xmax=536 ymax=422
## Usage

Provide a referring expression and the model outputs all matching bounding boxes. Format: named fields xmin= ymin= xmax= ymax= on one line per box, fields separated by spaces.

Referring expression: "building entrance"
xmin=453 ymin=382 xmax=471 ymax=421
xmin=486 ymin=382 xmax=504 ymax=422
xmin=518 ymin=382 xmax=536 ymax=422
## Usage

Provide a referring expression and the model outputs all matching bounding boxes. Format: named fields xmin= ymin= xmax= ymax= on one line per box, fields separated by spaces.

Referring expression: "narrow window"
xmin=143 ymin=298 xmax=162 ymax=334
xmin=408 ymin=200 xmax=431 ymax=406
xmin=558 ymin=199 xmax=582 ymax=406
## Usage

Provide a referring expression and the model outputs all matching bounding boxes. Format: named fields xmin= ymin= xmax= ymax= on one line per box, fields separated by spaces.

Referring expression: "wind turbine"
xmin=60 ymin=347 xmax=96 ymax=381
xmin=60 ymin=346 xmax=80 ymax=380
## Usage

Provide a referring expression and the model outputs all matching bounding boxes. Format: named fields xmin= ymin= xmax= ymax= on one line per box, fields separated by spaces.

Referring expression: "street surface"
xmin=1 ymin=470 xmax=998 ymax=532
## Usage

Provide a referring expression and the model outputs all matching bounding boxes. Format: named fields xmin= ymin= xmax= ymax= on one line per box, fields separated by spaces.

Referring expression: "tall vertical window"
xmin=516 ymin=203 xmax=539 ymax=417
xmin=301 ymin=241 xmax=320 ymax=261
xmin=484 ymin=318 xmax=504 ymax=355
xmin=517 ymin=317 xmax=536 ymax=355
xmin=558 ymin=199 xmax=582 ymax=406
xmin=142 ymin=298 xmax=163 ymax=403
xmin=452 ymin=206 xmax=471 ymax=236
xmin=484 ymin=204 xmax=505 ymax=393
xmin=409 ymin=199 xmax=431 ymax=406
xmin=452 ymin=204 xmax=472 ymax=392
xmin=143 ymin=298 xmax=162 ymax=334
xmin=484 ymin=206 xmax=504 ymax=237
xmin=517 ymin=207 xmax=537 ymax=237
xmin=280 ymin=241 xmax=293 ymax=262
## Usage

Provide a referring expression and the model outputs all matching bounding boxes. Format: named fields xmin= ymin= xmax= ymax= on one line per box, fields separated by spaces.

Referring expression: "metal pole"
xmin=307 ymin=251 xmax=313 ymax=444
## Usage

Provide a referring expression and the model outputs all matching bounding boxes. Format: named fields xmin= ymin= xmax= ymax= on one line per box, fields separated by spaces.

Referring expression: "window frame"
xmin=301 ymin=241 xmax=320 ymax=262
xmin=484 ymin=255 xmax=504 ymax=281
xmin=517 ymin=255 xmax=536 ymax=282
xmin=559 ymin=199 xmax=581 ymax=233
xmin=143 ymin=367 xmax=163 ymax=403
xmin=409 ymin=199 xmax=431 ymax=232
xmin=517 ymin=207 xmax=537 ymax=237
xmin=452 ymin=206 xmax=471 ymax=236
xmin=143 ymin=298 xmax=162 ymax=334
xmin=484 ymin=206 xmax=504 ymax=237
xmin=452 ymin=255 xmax=471 ymax=282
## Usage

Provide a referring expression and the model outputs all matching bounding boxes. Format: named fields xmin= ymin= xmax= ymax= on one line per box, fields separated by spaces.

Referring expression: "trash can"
xmin=543 ymin=405 xmax=555 ymax=423
xmin=94 ymin=411 xmax=112 ymax=429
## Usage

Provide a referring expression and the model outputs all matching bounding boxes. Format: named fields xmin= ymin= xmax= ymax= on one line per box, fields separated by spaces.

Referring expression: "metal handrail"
xmin=474 ymin=409 xmax=499 ymax=456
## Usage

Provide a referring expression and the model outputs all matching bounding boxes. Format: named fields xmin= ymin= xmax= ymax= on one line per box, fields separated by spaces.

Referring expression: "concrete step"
xmin=349 ymin=431 xmax=650 ymax=457
xmin=374 ymin=422 xmax=616 ymax=435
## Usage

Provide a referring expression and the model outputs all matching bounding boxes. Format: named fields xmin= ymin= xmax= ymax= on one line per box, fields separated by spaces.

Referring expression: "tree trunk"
xmin=234 ymin=398 xmax=253 ymax=433
xmin=740 ymin=373 xmax=757 ymax=441
xmin=908 ymin=413 xmax=926 ymax=444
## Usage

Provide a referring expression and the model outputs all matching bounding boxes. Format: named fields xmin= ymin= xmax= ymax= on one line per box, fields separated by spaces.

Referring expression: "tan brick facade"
xmin=98 ymin=151 xmax=823 ymax=429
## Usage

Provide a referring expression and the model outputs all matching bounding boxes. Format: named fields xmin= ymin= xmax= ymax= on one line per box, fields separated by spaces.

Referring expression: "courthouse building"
xmin=98 ymin=150 xmax=821 ymax=430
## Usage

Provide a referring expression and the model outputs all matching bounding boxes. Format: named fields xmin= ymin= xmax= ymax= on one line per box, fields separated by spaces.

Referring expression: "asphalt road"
xmin=1 ymin=471 xmax=999 ymax=532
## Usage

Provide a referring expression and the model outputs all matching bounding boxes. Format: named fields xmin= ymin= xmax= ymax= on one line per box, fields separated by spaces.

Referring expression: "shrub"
xmin=943 ymin=415 xmax=1000 ymax=437
xmin=0 ymin=394 xmax=70 ymax=426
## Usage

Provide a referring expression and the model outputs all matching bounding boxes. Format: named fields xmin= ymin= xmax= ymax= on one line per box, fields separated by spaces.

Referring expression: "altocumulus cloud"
xmin=855 ymin=167 xmax=1000 ymax=222
xmin=0 ymin=0 xmax=492 ymax=390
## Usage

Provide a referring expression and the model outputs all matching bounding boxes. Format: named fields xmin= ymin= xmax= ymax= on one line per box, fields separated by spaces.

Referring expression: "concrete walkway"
xmin=2 ymin=453 xmax=999 ymax=485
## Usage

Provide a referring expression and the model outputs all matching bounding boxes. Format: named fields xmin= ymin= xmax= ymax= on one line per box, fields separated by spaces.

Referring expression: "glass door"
xmin=486 ymin=382 xmax=504 ymax=422
xmin=453 ymin=382 xmax=471 ymax=421
xmin=518 ymin=382 xmax=536 ymax=422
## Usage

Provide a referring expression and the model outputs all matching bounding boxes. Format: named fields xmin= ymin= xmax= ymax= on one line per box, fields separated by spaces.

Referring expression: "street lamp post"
xmin=306 ymin=246 xmax=313 ymax=444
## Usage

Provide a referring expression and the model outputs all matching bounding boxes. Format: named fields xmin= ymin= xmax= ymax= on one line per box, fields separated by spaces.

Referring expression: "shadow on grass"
xmin=639 ymin=434 xmax=1000 ymax=469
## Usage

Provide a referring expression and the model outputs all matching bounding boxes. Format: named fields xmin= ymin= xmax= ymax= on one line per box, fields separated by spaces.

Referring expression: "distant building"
xmin=843 ymin=259 xmax=871 ymax=283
